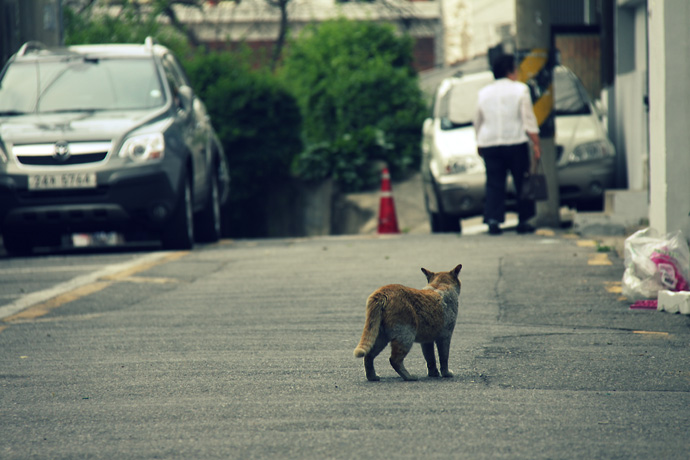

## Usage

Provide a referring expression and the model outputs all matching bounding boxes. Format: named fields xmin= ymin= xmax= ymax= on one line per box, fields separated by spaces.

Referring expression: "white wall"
xmin=648 ymin=0 xmax=690 ymax=237
xmin=441 ymin=0 xmax=472 ymax=65
xmin=613 ymin=2 xmax=648 ymax=191
xmin=465 ymin=0 xmax=515 ymax=58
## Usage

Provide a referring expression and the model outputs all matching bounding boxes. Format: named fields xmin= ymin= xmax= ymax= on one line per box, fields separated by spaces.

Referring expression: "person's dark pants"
xmin=480 ymin=142 xmax=535 ymax=225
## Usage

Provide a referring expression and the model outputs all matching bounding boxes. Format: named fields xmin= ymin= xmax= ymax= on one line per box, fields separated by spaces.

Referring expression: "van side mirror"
xmin=422 ymin=118 xmax=432 ymax=133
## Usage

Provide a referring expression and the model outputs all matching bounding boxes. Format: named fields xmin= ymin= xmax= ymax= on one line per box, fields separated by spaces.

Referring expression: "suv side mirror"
xmin=177 ymin=86 xmax=194 ymax=113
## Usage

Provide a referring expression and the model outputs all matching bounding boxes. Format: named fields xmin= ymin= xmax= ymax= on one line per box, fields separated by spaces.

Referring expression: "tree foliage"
xmin=279 ymin=18 xmax=427 ymax=191
xmin=63 ymin=1 xmax=191 ymax=56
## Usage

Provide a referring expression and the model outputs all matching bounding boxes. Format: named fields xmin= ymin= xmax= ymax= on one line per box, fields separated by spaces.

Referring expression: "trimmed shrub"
xmin=183 ymin=51 xmax=303 ymax=237
xmin=279 ymin=18 xmax=427 ymax=191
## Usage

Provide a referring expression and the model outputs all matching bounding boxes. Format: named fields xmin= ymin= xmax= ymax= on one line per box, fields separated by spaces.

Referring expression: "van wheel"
xmin=194 ymin=170 xmax=221 ymax=243
xmin=3 ymin=231 xmax=33 ymax=256
xmin=425 ymin=184 xmax=462 ymax=234
xmin=429 ymin=211 xmax=462 ymax=233
xmin=162 ymin=174 xmax=194 ymax=250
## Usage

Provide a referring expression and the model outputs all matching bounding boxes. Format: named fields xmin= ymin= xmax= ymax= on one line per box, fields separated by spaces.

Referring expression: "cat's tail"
xmin=353 ymin=292 xmax=385 ymax=358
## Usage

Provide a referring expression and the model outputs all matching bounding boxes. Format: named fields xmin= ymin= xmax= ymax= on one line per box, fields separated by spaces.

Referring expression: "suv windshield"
xmin=0 ymin=57 xmax=165 ymax=114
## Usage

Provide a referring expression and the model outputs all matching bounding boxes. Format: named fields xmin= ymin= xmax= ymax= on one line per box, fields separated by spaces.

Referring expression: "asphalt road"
xmin=1 ymin=232 xmax=689 ymax=459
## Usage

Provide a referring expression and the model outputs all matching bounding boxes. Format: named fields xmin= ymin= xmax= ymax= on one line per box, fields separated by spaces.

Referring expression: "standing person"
xmin=473 ymin=54 xmax=541 ymax=235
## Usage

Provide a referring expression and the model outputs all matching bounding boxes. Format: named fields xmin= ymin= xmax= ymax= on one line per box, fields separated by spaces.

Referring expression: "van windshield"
xmin=553 ymin=67 xmax=591 ymax=115
xmin=0 ymin=57 xmax=165 ymax=114
xmin=438 ymin=75 xmax=493 ymax=128
xmin=438 ymin=66 xmax=591 ymax=130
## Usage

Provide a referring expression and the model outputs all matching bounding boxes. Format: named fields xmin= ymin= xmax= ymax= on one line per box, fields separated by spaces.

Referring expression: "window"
xmin=0 ymin=58 xmax=165 ymax=113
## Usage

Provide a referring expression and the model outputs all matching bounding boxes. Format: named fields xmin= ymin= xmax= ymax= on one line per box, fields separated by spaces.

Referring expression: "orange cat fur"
xmin=354 ymin=264 xmax=462 ymax=381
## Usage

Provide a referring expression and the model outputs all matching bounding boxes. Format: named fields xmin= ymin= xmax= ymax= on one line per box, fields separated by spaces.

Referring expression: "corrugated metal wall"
xmin=549 ymin=0 xmax=604 ymax=99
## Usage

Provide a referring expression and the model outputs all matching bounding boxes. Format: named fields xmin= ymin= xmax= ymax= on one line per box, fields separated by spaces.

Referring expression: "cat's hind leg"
xmin=389 ymin=337 xmax=417 ymax=381
xmin=364 ymin=334 xmax=388 ymax=382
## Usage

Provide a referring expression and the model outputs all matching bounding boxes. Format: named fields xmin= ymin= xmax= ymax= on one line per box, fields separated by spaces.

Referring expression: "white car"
xmin=421 ymin=65 xmax=616 ymax=233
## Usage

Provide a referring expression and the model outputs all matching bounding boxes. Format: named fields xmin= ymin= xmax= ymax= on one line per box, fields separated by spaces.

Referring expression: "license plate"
xmin=28 ymin=172 xmax=97 ymax=190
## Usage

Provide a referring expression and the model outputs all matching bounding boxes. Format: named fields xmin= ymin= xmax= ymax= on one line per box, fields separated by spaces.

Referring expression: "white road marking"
xmin=0 ymin=252 xmax=175 ymax=321
xmin=0 ymin=265 xmax=107 ymax=275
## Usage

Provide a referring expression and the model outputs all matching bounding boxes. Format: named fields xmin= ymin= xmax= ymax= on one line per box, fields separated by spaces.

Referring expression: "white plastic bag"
xmin=622 ymin=228 xmax=690 ymax=301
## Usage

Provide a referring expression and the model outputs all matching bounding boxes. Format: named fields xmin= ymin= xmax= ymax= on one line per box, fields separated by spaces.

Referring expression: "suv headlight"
xmin=442 ymin=155 xmax=485 ymax=175
xmin=568 ymin=141 xmax=614 ymax=163
xmin=119 ymin=133 xmax=164 ymax=162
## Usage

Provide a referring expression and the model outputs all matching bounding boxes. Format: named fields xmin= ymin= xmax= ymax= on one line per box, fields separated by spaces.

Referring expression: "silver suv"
xmin=0 ymin=38 xmax=230 ymax=255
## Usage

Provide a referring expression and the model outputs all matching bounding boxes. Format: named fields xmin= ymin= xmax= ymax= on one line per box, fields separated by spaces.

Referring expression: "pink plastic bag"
xmin=622 ymin=228 xmax=690 ymax=301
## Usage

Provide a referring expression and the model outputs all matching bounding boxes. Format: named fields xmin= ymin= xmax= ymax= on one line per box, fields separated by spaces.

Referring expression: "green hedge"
xmin=279 ymin=18 xmax=427 ymax=192
xmin=183 ymin=52 xmax=303 ymax=237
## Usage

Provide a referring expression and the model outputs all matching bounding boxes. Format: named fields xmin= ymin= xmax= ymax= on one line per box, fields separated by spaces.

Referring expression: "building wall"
xmin=183 ymin=0 xmax=442 ymax=71
xmin=412 ymin=36 xmax=436 ymax=71
xmin=648 ymin=0 xmax=690 ymax=237
xmin=465 ymin=0 xmax=514 ymax=58
xmin=612 ymin=2 xmax=648 ymax=191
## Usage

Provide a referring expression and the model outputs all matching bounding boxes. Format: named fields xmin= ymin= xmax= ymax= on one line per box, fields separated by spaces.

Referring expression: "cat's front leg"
xmin=436 ymin=338 xmax=454 ymax=378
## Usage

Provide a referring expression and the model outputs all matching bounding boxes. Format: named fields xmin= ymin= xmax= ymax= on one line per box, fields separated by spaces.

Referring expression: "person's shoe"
xmin=488 ymin=221 xmax=502 ymax=235
xmin=516 ymin=223 xmax=536 ymax=234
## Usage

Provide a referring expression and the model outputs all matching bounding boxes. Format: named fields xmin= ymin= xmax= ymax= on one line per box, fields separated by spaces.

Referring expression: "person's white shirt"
xmin=473 ymin=78 xmax=539 ymax=148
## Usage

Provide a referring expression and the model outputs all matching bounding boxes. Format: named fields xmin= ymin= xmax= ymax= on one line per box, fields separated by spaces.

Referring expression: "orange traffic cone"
xmin=377 ymin=166 xmax=400 ymax=234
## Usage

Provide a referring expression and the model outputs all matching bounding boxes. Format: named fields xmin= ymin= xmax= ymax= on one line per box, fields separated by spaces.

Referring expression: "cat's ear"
xmin=453 ymin=264 xmax=462 ymax=277
xmin=421 ymin=267 xmax=433 ymax=281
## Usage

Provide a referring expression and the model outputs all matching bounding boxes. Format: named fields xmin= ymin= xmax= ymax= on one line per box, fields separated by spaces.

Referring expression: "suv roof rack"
xmin=144 ymin=36 xmax=157 ymax=50
xmin=18 ymin=41 xmax=49 ymax=57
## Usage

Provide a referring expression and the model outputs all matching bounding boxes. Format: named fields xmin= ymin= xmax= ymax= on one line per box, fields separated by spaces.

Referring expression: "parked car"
xmin=421 ymin=65 xmax=616 ymax=233
xmin=0 ymin=38 xmax=230 ymax=255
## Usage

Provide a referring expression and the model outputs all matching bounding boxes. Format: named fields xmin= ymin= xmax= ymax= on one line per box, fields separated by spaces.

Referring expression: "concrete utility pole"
xmin=648 ymin=0 xmax=690 ymax=238
xmin=1 ymin=0 xmax=63 ymax=65
xmin=515 ymin=0 xmax=559 ymax=227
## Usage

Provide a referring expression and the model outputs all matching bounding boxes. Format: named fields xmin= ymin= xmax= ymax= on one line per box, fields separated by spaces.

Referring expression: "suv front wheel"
xmin=2 ymin=231 xmax=33 ymax=256
xmin=194 ymin=169 xmax=221 ymax=243
xmin=162 ymin=174 xmax=194 ymax=250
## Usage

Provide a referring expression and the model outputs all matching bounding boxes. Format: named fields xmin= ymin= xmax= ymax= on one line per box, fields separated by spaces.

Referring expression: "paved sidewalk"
xmin=345 ymin=172 xmax=633 ymax=256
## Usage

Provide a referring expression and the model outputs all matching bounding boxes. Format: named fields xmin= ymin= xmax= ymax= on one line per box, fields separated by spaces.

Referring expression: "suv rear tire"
xmin=429 ymin=211 xmax=462 ymax=233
